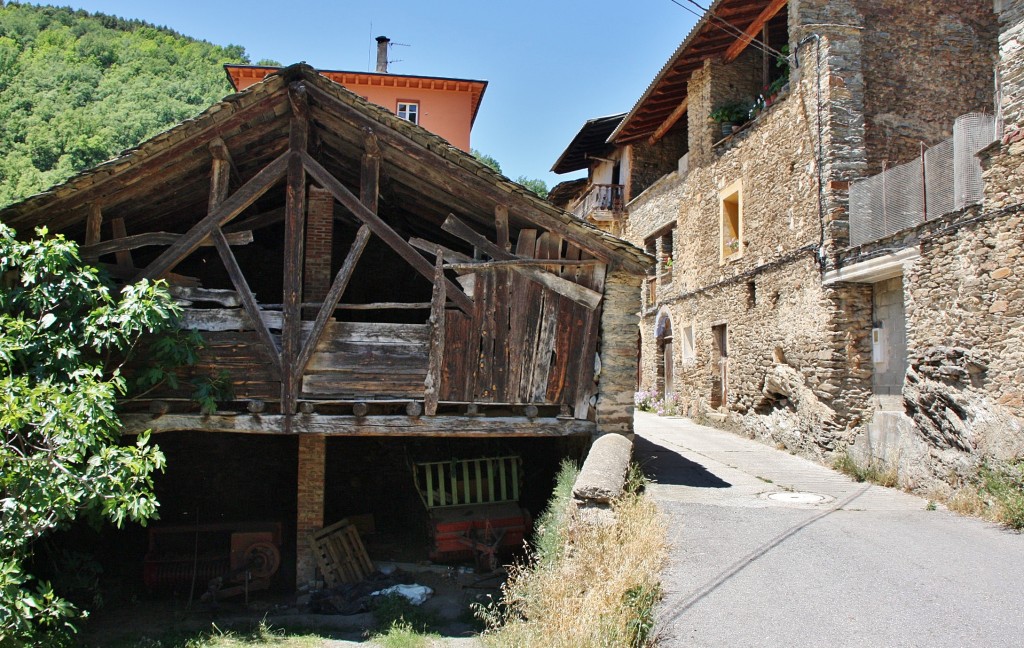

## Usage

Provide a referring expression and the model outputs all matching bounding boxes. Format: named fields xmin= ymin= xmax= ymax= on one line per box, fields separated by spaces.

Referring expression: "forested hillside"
xmin=0 ymin=3 xmax=252 ymax=208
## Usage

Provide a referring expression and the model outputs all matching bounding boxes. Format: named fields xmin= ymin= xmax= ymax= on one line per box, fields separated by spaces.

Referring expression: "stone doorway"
xmin=871 ymin=277 xmax=908 ymax=397
xmin=711 ymin=323 xmax=728 ymax=409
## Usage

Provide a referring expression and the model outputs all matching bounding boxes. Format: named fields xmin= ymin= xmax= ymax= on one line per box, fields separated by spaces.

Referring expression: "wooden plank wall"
xmin=441 ymin=229 xmax=606 ymax=409
xmin=300 ymin=321 xmax=429 ymax=399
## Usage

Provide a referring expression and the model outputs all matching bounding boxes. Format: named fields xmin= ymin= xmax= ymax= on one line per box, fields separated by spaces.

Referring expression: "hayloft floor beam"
xmin=136 ymin=152 xmax=288 ymax=282
xmin=299 ymin=152 xmax=474 ymax=314
xmin=120 ymin=413 xmax=597 ymax=436
xmin=281 ymin=83 xmax=310 ymax=416
xmin=442 ymin=215 xmax=603 ymax=310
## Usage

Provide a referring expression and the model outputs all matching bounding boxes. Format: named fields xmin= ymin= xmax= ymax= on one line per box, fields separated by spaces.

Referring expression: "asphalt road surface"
xmin=635 ymin=412 xmax=1024 ymax=648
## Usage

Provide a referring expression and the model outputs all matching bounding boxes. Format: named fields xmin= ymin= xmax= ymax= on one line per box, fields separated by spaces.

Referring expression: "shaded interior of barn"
xmin=55 ymin=433 xmax=584 ymax=597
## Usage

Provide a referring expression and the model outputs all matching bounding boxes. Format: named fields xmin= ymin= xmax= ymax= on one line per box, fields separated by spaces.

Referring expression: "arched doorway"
xmin=655 ymin=310 xmax=674 ymax=395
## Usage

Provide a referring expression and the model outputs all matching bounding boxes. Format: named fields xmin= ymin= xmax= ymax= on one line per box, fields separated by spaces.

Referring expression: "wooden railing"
xmin=571 ymin=184 xmax=625 ymax=221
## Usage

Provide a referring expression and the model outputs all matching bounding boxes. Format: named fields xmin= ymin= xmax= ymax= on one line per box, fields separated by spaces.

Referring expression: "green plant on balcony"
xmin=710 ymin=101 xmax=751 ymax=137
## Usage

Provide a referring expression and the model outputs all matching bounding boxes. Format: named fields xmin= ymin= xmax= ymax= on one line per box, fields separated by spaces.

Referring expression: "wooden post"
xmin=84 ymin=204 xmax=102 ymax=263
xmin=208 ymin=142 xmax=283 ymax=374
xmin=494 ymin=205 xmax=510 ymax=253
xmin=424 ymin=249 xmax=447 ymax=416
xmin=281 ymin=82 xmax=309 ymax=417
xmin=293 ymin=130 xmax=380 ymax=383
xmin=110 ymin=218 xmax=134 ymax=270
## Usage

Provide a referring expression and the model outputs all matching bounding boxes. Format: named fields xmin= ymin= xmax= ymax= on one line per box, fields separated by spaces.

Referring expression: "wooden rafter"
xmin=301 ymin=82 xmax=648 ymax=275
xmin=441 ymin=215 xmax=602 ymax=310
xmin=299 ymin=151 xmax=475 ymax=314
xmin=722 ymin=0 xmax=787 ymax=63
xmin=135 ymin=151 xmax=289 ymax=281
xmin=207 ymin=141 xmax=283 ymax=375
xmin=649 ymin=97 xmax=689 ymax=145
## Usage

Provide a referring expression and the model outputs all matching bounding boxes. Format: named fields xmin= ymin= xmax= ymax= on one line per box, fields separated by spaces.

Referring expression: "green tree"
xmin=0 ymin=3 xmax=251 ymax=208
xmin=472 ymin=150 xmax=549 ymax=199
xmin=0 ymin=225 xmax=179 ymax=644
xmin=515 ymin=175 xmax=549 ymax=199
xmin=472 ymin=148 xmax=502 ymax=174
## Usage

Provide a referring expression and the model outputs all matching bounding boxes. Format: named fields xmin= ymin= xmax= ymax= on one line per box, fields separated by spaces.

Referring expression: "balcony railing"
xmin=849 ymin=113 xmax=997 ymax=247
xmin=571 ymin=184 xmax=625 ymax=222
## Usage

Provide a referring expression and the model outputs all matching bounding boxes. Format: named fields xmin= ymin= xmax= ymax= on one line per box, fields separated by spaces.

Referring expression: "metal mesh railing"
xmin=849 ymin=113 xmax=997 ymax=247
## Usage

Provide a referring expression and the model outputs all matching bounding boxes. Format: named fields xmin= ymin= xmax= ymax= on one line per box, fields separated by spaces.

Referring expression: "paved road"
xmin=635 ymin=412 xmax=1024 ymax=648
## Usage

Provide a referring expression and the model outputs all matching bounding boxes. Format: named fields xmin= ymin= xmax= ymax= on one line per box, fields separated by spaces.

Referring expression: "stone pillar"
xmin=596 ymin=270 xmax=643 ymax=436
xmin=295 ymin=434 xmax=326 ymax=589
xmin=304 ymin=186 xmax=334 ymax=307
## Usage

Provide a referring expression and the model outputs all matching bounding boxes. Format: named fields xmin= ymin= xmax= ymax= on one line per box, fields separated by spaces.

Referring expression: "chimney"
xmin=375 ymin=36 xmax=390 ymax=73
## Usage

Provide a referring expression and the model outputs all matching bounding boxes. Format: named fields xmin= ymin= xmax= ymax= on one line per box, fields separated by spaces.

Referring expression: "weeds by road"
xmin=478 ymin=460 xmax=666 ymax=648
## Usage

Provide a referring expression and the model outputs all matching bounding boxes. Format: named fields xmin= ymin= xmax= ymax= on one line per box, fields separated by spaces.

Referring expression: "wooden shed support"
xmin=424 ymin=251 xmax=447 ymax=416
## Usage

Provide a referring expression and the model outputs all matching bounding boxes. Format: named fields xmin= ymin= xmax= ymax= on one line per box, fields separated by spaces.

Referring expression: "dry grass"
xmin=948 ymin=461 xmax=1024 ymax=530
xmin=832 ymin=452 xmax=899 ymax=488
xmin=479 ymin=473 xmax=666 ymax=648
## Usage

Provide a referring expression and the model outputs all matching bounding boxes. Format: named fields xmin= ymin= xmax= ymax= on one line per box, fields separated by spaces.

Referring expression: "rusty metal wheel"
xmin=243 ymin=541 xmax=280 ymax=580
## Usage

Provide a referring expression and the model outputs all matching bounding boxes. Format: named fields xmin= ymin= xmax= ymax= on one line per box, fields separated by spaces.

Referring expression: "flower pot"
xmin=720 ymin=122 xmax=735 ymax=137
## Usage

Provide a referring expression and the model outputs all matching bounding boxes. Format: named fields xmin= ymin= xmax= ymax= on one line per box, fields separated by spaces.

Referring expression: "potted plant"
xmin=710 ymin=101 xmax=751 ymax=137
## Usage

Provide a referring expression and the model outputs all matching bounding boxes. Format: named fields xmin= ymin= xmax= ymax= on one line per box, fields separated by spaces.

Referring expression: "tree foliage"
xmin=0 ymin=225 xmax=181 ymax=644
xmin=472 ymin=150 xmax=549 ymax=199
xmin=0 ymin=2 xmax=251 ymax=208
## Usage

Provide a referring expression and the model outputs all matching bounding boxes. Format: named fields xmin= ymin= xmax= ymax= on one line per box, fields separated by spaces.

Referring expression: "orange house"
xmin=225 ymin=38 xmax=486 ymax=152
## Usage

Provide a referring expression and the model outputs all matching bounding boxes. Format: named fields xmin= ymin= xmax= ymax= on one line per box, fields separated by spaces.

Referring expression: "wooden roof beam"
xmin=723 ymin=0 xmax=787 ymax=63
xmin=649 ymin=97 xmax=690 ymax=145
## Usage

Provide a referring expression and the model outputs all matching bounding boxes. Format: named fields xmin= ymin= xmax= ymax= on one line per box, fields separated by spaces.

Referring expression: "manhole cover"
xmin=766 ymin=492 xmax=829 ymax=504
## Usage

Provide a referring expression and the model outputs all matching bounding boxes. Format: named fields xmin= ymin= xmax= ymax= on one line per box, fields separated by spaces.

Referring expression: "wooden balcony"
xmin=571 ymin=184 xmax=625 ymax=222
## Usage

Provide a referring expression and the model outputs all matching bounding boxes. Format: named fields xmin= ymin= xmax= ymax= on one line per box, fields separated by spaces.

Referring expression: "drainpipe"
xmin=375 ymin=36 xmax=390 ymax=74
xmin=796 ymin=33 xmax=826 ymax=268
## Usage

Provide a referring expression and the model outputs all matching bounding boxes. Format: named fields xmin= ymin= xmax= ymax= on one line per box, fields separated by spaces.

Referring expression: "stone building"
xmin=556 ymin=0 xmax=1017 ymax=491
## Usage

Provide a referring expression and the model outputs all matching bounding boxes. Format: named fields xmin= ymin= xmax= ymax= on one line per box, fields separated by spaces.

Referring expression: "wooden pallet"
xmin=309 ymin=518 xmax=374 ymax=587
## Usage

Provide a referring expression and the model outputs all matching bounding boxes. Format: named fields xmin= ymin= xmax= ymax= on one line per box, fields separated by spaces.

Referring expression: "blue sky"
xmin=58 ymin=1 xmax=699 ymax=189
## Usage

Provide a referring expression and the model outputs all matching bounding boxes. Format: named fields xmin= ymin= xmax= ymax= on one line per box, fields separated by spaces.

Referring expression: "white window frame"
xmin=397 ymin=101 xmax=419 ymax=125
xmin=681 ymin=323 xmax=695 ymax=363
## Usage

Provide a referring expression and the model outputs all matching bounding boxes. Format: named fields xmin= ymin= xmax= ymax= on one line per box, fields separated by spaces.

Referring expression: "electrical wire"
xmin=666 ymin=0 xmax=789 ymax=60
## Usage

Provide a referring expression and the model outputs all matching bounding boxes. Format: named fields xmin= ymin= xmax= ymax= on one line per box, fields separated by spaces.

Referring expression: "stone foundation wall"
xmin=637 ymin=257 xmax=873 ymax=459
xmin=901 ymin=210 xmax=1024 ymax=474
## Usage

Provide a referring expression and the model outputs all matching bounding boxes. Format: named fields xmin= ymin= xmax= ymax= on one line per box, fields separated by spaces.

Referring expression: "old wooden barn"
xmin=0 ymin=64 xmax=650 ymax=588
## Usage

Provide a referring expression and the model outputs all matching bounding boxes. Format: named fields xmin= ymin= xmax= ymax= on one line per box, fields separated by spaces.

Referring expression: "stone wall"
xmin=628 ymin=119 xmax=687 ymax=201
xmin=855 ymin=0 xmax=998 ymax=173
xmin=627 ymin=65 xmax=873 ymax=458
xmin=595 ymin=270 xmax=643 ymax=436
xmin=902 ymin=209 xmax=1024 ymax=464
